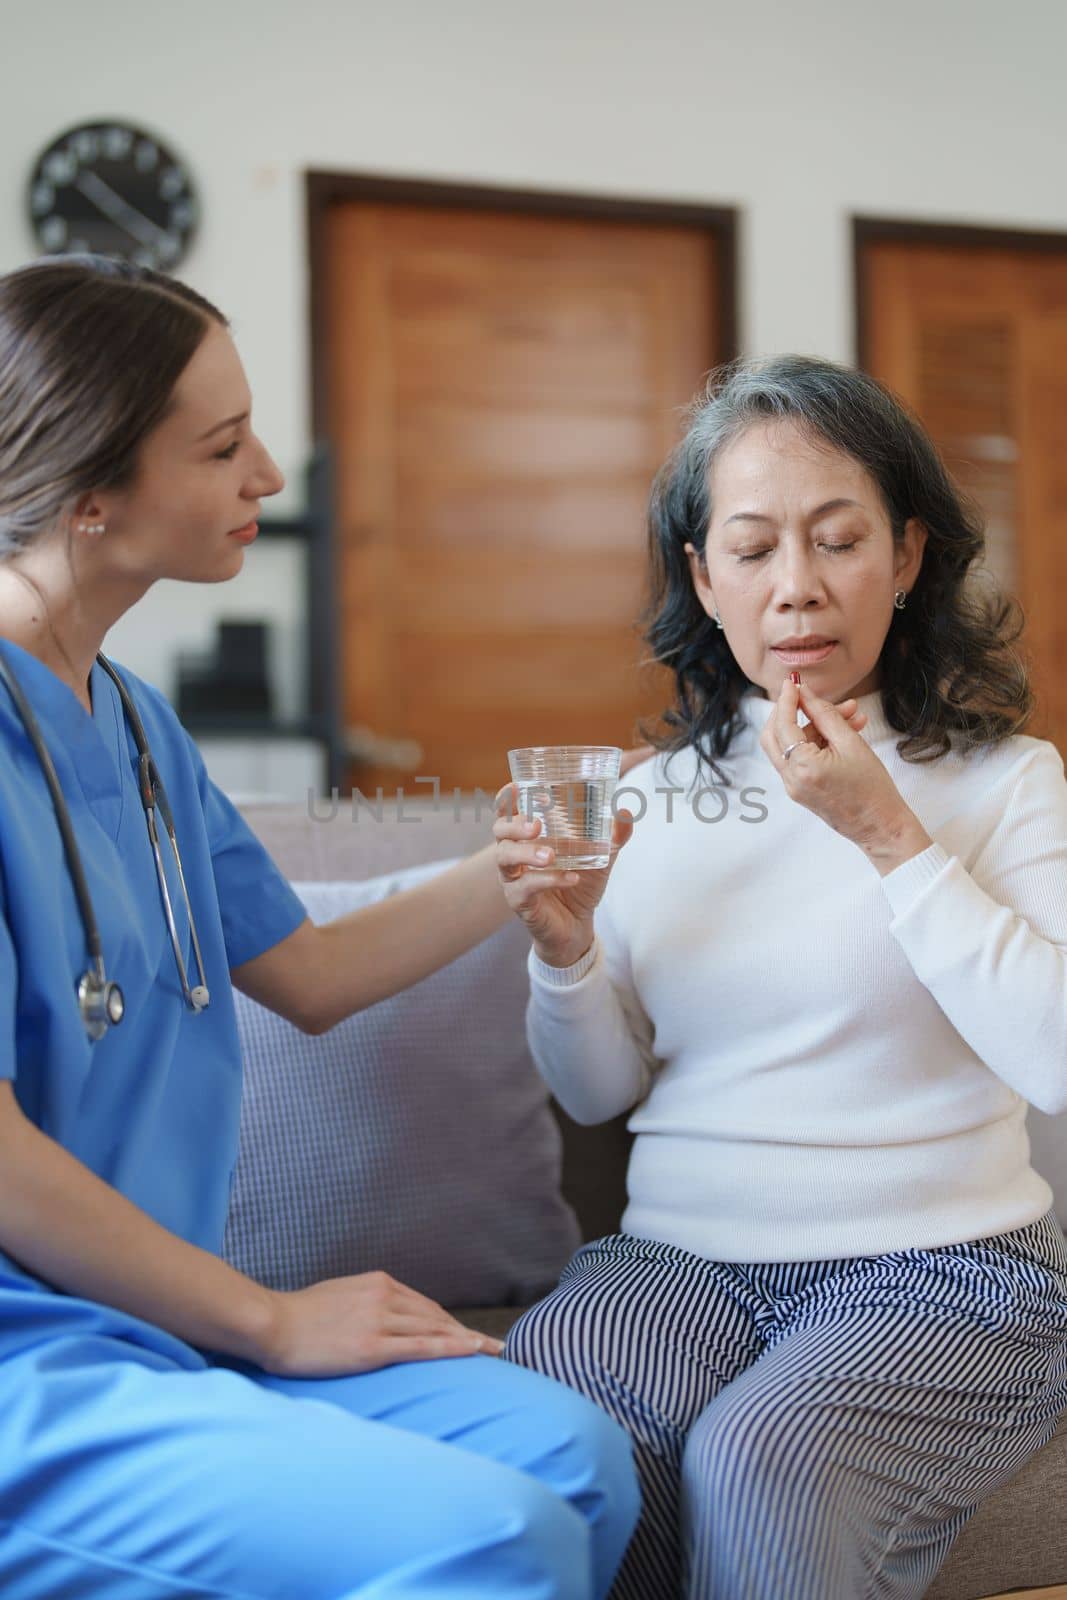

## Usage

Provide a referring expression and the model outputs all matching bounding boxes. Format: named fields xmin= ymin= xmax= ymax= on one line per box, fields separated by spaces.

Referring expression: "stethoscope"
xmin=0 ymin=648 xmax=210 ymax=1043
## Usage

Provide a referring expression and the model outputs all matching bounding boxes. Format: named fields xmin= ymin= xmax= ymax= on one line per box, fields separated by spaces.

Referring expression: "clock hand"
xmin=74 ymin=171 xmax=175 ymax=250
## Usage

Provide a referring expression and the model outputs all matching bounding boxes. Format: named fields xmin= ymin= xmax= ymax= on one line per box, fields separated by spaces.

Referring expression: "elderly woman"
xmin=494 ymin=356 xmax=1067 ymax=1600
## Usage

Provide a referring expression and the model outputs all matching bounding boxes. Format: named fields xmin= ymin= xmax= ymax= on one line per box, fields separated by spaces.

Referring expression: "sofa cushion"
xmin=221 ymin=864 xmax=581 ymax=1308
xmin=1027 ymin=1106 xmax=1067 ymax=1229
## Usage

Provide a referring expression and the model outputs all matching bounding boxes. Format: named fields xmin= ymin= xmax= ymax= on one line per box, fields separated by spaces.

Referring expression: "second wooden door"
xmin=320 ymin=198 xmax=728 ymax=793
xmin=858 ymin=230 xmax=1067 ymax=754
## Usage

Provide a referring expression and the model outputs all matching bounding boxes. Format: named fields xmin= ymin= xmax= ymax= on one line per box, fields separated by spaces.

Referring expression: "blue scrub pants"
xmin=0 ymin=1332 xmax=639 ymax=1598
xmin=505 ymin=1209 xmax=1067 ymax=1599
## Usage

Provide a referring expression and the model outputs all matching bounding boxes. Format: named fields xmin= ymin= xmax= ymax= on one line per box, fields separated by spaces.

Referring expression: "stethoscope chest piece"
xmin=77 ymin=966 xmax=126 ymax=1042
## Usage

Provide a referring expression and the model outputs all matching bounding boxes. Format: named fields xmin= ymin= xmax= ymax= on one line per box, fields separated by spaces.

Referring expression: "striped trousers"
xmin=504 ymin=1210 xmax=1067 ymax=1600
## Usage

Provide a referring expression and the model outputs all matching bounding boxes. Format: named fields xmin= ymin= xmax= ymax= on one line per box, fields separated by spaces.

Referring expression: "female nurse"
xmin=0 ymin=255 xmax=639 ymax=1600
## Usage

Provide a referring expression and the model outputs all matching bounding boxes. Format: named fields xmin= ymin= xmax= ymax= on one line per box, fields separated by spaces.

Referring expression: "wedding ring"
xmin=781 ymin=740 xmax=805 ymax=761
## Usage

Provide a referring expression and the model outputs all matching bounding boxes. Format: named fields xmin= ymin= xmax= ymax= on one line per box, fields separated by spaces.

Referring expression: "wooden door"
xmin=858 ymin=232 xmax=1067 ymax=754
xmin=320 ymin=200 xmax=725 ymax=793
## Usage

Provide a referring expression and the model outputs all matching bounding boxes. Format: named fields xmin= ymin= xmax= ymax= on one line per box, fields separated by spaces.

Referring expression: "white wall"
xmin=4 ymin=0 xmax=1067 ymax=721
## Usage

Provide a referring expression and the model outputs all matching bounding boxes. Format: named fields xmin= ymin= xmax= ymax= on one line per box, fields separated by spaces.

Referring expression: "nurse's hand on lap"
xmin=493 ymin=784 xmax=635 ymax=970
xmin=258 ymin=1271 xmax=504 ymax=1376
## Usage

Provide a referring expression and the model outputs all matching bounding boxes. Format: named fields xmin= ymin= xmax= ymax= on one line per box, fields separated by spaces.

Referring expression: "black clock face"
xmin=27 ymin=121 xmax=199 ymax=271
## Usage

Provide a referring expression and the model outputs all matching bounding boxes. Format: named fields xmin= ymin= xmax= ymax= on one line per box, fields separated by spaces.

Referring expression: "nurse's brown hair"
xmin=0 ymin=255 xmax=227 ymax=555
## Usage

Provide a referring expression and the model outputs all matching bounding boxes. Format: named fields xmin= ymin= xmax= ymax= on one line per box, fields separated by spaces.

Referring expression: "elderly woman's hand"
xmin=620 ymin=745 xmax=654 ymax=776
xmin=760 ymin=678 xmax=933 ymax=872
xmin=493 ymin=784 xmax=635 ymax=969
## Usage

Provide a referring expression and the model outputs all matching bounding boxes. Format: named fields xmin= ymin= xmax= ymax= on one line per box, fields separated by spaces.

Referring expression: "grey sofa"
xmin=234 ymin=798 xmax=1066 ymax=1600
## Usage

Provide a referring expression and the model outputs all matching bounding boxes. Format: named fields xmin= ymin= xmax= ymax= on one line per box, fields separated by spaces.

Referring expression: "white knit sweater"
xmin=527 ymin=687 xmax=1067 ymax=1261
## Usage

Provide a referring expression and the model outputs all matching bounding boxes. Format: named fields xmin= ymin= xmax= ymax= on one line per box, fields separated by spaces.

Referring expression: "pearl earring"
xmin=79 ymin=521 xmax=106 ymax=538
xmin=893 ymin=589 xmax=906 ymax=610
xmin=713 ymin=609 xmax=724 ymax=630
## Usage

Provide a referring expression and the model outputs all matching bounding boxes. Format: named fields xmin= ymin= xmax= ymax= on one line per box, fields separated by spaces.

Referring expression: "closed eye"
xmin=214 ymin=441 xmax=240 ymax=461
xmin=736 ymin=541 xmax=857 ymax=563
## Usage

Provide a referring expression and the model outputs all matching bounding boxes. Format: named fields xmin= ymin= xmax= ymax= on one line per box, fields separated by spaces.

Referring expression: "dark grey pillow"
xmin=1028 ymin=1106 xmax=1067 ymax=1231
xmin=222 ymin=865 xmax=581 ymax=1307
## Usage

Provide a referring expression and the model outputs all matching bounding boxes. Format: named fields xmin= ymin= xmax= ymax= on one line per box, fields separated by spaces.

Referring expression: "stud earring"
xmin=893 ymin=589 xmax=906 ymax=610
xmin=78 ymin=521 xmax=106 ymax=538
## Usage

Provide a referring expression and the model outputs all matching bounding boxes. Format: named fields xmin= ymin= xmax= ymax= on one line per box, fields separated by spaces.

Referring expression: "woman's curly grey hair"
xmin=641 ymin=354 xmax=1033 ymax=784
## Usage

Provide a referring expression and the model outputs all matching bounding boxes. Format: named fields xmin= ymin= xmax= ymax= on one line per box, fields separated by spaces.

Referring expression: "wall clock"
xmin=27 ymin=121 xmax=199 ymax=271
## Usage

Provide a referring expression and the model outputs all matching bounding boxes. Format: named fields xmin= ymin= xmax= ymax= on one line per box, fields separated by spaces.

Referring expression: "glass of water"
xmin=507 ymin=746 xmax=623 ymax=871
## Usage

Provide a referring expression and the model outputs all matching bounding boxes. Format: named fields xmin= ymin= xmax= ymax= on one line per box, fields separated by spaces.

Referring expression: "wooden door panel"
xmin=397 ymin=478 xmax=653 ymax=550
xmin=394 ymin=405 xmax=661 ymax=478
xmin=391 ymin=266 xmax=660 ymax=399
xmin=324 ymin=200 xmax=721 ymax=791
xmin=405 ymin=629 xmax=651 ymax=709
xmin=1018 ymin=314 xmax=1067 ymax=743
xmin=398 ymin=554 xmax=645 ymax=632
xmin=859 ymin=234 xmax=1067 ymax=753
xmin=402 ymin=635 xmax=660 ymax=792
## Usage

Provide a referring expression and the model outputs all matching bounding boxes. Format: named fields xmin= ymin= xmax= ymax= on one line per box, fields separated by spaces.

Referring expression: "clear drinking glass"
xmin=507 ymin=746 xmax=623 ymax=871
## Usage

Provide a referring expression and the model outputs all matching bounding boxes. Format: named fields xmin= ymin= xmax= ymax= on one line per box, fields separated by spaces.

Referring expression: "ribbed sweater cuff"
xmin=880 ymin=842 xmax=953 ymax=917
xmin=528 ymin=938 xmax=600 ymax=988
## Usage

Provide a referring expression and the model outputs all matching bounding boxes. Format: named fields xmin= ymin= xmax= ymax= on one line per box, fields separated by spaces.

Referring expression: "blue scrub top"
xmin=0 ymin=642 xmax=307 ymax=1365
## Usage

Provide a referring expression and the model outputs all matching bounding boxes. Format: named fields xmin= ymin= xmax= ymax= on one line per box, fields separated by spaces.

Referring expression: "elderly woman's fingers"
xmin=619 ymin=745 xmax=654 ymax=776
xmin=494 ymin=782 xmax=519 ymax=817
xmin=774 ymin=680 xmax=874 ymax=757
xmin=609 ymin=809 xmax=635 ymax=854
xmin=494 ymin=811 xmax=542 ymax=843
xmin=504 ymin=869 xmax=580 ymax=901
xmin=494 ymin=780 xmax=542 ymax=843
xmin=495 ymin=783 xmax=555 ymax=850
xmin=497 ymin=837 xmax=558 ymax=874
xmin=835 ymin=696 xmax=868 ymax=732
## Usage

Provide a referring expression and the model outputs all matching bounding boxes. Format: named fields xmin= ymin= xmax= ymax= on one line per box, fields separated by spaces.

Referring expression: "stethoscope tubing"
xmin=95 ymin=655 xmax=210 ymax=1010
xmin=0 ymin=645 xmax=210 ymax=1037
xmin=0 ymin=651 xmax=105 ymax=969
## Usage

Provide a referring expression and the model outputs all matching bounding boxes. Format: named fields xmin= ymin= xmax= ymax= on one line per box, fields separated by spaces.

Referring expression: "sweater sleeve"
xmin=526 ymin=889 xmax=661 ymax=1125
xmin=880 ymin=742 xmax=1067 ymax=1114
